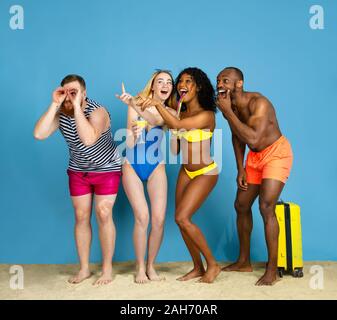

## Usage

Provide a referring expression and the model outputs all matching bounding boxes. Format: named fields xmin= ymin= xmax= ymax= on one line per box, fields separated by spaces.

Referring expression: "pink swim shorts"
xmin=67 ymin=170 xmax=121 ymax=196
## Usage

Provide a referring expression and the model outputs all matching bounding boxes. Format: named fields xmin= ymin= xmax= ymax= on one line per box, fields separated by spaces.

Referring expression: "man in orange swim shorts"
xmin=216 ymin=67 xmax=293 ymax=286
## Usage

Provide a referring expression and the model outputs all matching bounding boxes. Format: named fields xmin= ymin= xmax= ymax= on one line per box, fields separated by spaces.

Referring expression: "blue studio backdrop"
xmin=0 ymin=0 xmax=336 ymax=264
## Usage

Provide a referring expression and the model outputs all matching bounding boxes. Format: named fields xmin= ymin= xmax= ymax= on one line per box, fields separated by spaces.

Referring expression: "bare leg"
xmin=175 ymin=170 xmax=221 ymax=284
xmin=146 ymin=164 xmax=167 ymax=281
xmin=68 ymin=194 xmax=93 ymax=284
xmin=175 ymin=167 xmax=205 ymax=281
xmin=122 ymin=163 xmax=150 ymax=284
xmin=256 ymin=179 xmax=284 ymax=286
xmin=223 ymin=184 xmax=260 ymax=272
xmin=93 ymin=194 xmax=117 ymax=286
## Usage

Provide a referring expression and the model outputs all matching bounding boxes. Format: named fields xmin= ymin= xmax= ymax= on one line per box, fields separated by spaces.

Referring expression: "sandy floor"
xmin=0 ymin=261 xmax=336 ymax=300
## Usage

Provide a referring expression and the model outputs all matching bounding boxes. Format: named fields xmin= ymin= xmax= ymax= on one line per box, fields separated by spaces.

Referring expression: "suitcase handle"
xmin=277 ymin=198 xmax=285 ymax=205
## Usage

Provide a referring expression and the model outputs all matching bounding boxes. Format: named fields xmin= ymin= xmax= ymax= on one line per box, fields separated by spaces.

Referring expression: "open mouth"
xmin=179 ymin=89 xmax=188 ymax=96
xmin=217 ymin=88 xmax=226 ymax=94
xmin=160 ymin=90 xmax=169 ymax=95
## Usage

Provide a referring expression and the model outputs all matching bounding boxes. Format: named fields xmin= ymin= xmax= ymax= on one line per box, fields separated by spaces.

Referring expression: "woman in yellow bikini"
xmin=139 ymin=67 xmax=221 ymax=283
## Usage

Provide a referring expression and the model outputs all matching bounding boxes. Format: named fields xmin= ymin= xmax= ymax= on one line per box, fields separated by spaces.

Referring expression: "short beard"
xmin=60 ymin=97 xmax=84 ymax=117
xmin=60 ymin=101 xmax=75 ymax=117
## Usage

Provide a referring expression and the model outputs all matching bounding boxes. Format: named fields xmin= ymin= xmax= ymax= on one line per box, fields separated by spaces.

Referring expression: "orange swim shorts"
xmin=245 ymin=135 xmax=293 ymax=184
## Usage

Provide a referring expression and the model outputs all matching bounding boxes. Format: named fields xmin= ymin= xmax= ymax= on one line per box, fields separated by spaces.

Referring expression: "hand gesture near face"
xmin=68 ymin=88 xmax=82 ymax=109
xmin=216 ymin=89 xmax=232 ymax=116
xmin=116 ymin=83 xmax=136 ymax=107
xmin=52 ymin=87 xmax=67 ymax=106
xmin=138 ymin=96 xmax=162 ymax=112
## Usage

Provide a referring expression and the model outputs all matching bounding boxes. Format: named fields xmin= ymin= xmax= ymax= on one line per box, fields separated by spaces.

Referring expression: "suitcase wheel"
xmin=278 ymin=268 xmax=284 ymax=278
xmin=293 ymin=268 xmax=304 ymax=278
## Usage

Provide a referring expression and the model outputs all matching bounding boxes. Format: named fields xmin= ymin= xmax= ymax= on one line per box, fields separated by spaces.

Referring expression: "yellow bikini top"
xmin=171 ymin=129 xmax=213 ymax=142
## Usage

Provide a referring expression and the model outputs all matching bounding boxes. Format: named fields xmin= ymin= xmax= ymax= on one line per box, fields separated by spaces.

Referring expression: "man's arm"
xmin=232 ymin=133 xmax=248 ymax=190
xmin=33 ymin=103 xmax=60 ymax=140
xmin=219 ymin=96 xmax=269 ymax=149
xmin=232 ymin=134 xmax=246 ymax=171
xmin=230 ymin=105 xmax=246 ymax=171
xmin=33 ymin=87 xmax=66 ymax=139
xmin=74 ymin=107 xmax=109 ymax=147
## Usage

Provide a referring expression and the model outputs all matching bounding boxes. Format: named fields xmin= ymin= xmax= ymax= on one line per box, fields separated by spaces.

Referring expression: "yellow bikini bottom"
xmin=184 ymin=162 xmax=218 ymax=180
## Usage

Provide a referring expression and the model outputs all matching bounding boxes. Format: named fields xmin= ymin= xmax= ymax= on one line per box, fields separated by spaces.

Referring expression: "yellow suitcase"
xmin=276 ymin=201 xmax=304 ymax=278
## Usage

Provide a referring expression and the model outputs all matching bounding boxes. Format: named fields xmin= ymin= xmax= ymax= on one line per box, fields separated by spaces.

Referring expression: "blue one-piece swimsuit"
xmin=126 ymin=126 xmax=164 ymax=181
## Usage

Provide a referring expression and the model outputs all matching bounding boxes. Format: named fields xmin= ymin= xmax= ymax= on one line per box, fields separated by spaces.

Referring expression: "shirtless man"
xmin=216 ymin=67 xmax=293 ymax=286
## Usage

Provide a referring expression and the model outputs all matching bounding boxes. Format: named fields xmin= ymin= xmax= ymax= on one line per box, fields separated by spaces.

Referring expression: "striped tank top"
xmin=59 ymin=98 xmax=122 ymax=172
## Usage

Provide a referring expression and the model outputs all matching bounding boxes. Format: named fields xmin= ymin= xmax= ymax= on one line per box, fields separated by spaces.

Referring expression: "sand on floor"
xmin=0 ymin=261 xmax=336 ymax=300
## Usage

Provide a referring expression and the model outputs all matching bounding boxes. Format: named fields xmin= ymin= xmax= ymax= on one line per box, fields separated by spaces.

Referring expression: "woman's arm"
xmin=125 ymin=106 xmax=142 ymax=148
xmin=166 ymin=107 xmax=180 ymax=155
xmin=116 ymin=86 xmax=164 ymax=126
xmin=131 ymin=103 xmax=164 ymax=126
xmin=149 ymin=100 xmax=213 ymax=130
xmin=170 ymin=132 xmax=180 ymax=155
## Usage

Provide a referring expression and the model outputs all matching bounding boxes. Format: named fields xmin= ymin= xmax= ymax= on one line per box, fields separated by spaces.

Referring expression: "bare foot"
xmin=135 ymin=269 xmax=149 ymax=284
xmin=198 ymin=264 xmax=221 ymax=284
xmin=68 ymin=269 xmax=92 ymax=284
xmin=93 ymin=271 xmax=113 ymax=286
xmin=255 ymin=270 xmax=280 ymax=286
xmin=222 ymin=261 xmax=253 ymax=272
xmin=146 ymin=266 xmax=165 ymax=281
xmin=177 ymin=268 xmax=205 ymax=281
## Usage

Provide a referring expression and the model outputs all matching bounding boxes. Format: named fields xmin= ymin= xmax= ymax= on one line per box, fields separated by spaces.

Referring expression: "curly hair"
xmin=175 ymin=67 xmax=217 ymax=113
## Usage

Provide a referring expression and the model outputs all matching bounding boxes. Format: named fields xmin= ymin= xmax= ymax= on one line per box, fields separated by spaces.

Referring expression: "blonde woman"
xmin=116 ymin=70 xmax=176 ymax=283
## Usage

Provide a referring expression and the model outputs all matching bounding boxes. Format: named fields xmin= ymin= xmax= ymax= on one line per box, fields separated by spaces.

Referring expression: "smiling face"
xmin=216 ymin=69 xmax=243 ymax=97
xmin=151 ymin=72 xmax=173 ymax=102
xmin=176 ymin=73 xmax=199 ymax=103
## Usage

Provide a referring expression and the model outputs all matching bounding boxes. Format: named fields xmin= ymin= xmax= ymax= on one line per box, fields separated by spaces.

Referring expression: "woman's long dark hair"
xmin=175 ymin=67 xmax=217 ymax=113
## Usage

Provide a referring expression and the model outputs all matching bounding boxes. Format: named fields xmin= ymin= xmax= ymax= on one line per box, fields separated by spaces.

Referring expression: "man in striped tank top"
xmin=34 ymin=75 xmax=122 ymax=285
